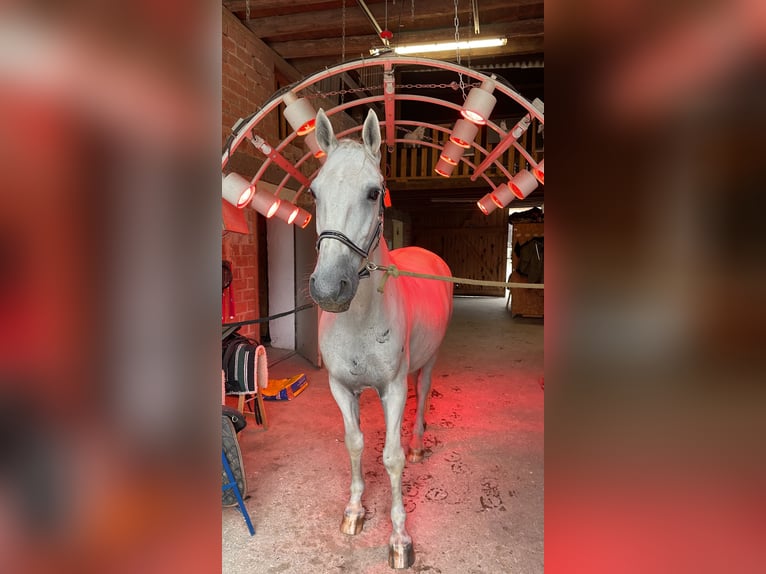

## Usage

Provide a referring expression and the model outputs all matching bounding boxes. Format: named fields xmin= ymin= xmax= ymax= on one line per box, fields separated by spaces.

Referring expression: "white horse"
xmin=309 ymin=108 xmax=453 ymax=569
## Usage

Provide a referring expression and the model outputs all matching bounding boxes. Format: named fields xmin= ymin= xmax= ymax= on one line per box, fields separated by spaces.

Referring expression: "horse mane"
xmin=330 ymin=138 xmax=380 ymax=163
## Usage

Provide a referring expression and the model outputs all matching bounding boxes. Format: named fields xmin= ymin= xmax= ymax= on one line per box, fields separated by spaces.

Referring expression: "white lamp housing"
xmin=510 ymin=170 xmax=539 ymax=199
xmin=450 ymin=119 xmax=480 ymax=148
xmin=274 ymin=200 xmax=301 ymax=225
xmin=283 ymin=91 xmax=317 ymax=136
xmin=292 ymin=206 xmax=312 ymax=229
xmin=222 ymin=172 xmax=255 ymax=208
xmin=460 ymin=76 xmax=497 ymax=125
xmin=477 ymin=193 xmax=498 ymax=215
xmin=490 ymin=183 xmax=515 ymax=209
xmin=532 ymin=159 xmax=544 ymax=185
xmin=439 ymin=141 xmax=465 ymax=166
xmin=272 ymin=200 xmax=312 ymax=228
xmin=304 ymin=130 xmax=327 ymax=162
xmin=434 ymin=157 xmax=456 ymax=177
xmin=250 ymin=186 xmax=281 ymax=218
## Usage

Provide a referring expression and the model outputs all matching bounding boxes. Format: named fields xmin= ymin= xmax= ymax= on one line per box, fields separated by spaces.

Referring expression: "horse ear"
xmin=315 ymin=109 xmax=337 ymax=154
xmin=362 ymin=109 xmax=381 ymax=158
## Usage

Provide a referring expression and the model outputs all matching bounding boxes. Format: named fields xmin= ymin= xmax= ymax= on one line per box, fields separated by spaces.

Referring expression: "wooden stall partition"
xmin=410 ymin=208 xmax=508 ymax=297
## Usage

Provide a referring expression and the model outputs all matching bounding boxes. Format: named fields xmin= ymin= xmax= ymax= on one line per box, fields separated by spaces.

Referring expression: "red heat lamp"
xmin=460 ymin=76 xmax=498 ymax=126
xmin=434 ymin=157 xmax=456 ymax=177
xmin=222 ymin=172 xmax=255 ymax=208
xmin=490 ymin=183 xmax=515 ymax=208
xmin=274 ymin=200 xmax=300 ymax=225
xmin=476 ymin=193 xmax=497 ymax=215
xmin=283 ymin=91 xmax=317 ymax=136
xmin=273 ymin=199 xmax=312 ymax=228
xmin=439 ymin=141 xmax=465 ymax=167
xmin=450 ymin=119 xmax=479 ymax=148
xmin=304 ymin=131 xmax=327 ymax=161
xmin=509 ymin=170 xmax=538 ymax=199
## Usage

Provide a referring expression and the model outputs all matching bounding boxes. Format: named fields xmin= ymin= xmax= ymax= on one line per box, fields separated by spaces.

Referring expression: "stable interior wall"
xmin=222 ymin=6 xmax=287 ymax=340
xmin=267 ymin=191 xmax=296 ymax=350
xmin=406 ymin=207 xmax=508 ymax=296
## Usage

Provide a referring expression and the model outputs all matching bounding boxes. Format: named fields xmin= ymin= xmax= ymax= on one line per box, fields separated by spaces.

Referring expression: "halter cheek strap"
xmin=316 ymin=218 xmax=383 ymax=278
xmin=315 ymin=192 xmax=385 ymax=279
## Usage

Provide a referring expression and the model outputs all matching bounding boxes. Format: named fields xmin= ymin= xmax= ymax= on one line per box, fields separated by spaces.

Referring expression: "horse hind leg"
xmin=407 ymin=356 xmax=437 ymax=463
xmin=329 ymin=380 xmax=366 ymax=535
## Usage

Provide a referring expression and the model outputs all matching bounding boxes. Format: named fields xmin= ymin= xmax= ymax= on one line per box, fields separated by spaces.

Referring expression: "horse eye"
xmin=367 ymin=188 xmax=381 ymax=201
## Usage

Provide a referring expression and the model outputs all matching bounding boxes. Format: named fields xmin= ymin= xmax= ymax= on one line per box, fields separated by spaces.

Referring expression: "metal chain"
xmin=341 ymin=0 xmax=346 ymax=63
xmin=454 ymin=0 xmax=467 ymax=100
xmin=466 ymin=0 xmax=473 ymax=69
xmin=245 ymin=0 xmax=250 ymax=22
xmin=412 ymin=0 xmax=415 ymax=22
xmin=302 ymin=81 xmax=481 ymax=99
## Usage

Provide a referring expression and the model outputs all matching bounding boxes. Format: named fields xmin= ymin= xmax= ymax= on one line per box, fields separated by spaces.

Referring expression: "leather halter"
xmin=315 ymin=192 xmax=385 ymax=278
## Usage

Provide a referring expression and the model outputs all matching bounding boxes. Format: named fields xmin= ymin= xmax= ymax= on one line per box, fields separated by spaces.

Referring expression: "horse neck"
xmin=347 ymin=234 xmax=392 ymax=317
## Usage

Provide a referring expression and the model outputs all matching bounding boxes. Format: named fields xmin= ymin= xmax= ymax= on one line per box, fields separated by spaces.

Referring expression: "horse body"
xmin=319 ymin=242 xmax=452 ymax=389
xmin=309 ymin=108 xmax=452 ymax=569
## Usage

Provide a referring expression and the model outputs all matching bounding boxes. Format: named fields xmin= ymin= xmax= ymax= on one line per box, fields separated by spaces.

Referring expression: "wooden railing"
xmin=384 ymin=118 xmax=544 ymax=182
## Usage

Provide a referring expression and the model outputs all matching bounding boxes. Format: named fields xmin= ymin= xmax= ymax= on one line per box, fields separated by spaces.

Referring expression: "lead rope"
xmin=364 ymin=262 xmax=544 ymax=294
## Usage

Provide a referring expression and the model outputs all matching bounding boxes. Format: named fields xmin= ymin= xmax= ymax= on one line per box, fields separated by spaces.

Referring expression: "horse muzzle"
xmin=309 ymin=269 xmax=359 ymax=313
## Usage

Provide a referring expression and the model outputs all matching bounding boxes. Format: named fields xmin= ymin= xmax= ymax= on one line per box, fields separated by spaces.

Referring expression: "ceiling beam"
xmin=224 ymin=0 xmax=385 ymax=16
xmin=243 ymin=0 xmax=542 ymax=42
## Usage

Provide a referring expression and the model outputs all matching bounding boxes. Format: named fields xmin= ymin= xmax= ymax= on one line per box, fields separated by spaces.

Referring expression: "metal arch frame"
xmin=222 ymin=54 xmax=543 ymax=201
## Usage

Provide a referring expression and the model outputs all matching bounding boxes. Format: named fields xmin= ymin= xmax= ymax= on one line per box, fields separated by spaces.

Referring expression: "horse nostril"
xmin=339 ymin=278 xmax=349 ymax=295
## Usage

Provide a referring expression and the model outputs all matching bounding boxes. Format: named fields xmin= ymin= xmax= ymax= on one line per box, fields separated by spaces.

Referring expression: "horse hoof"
xmin=340 ymin=512 xmax=365 ymax=535
xmin=407 ymin=448 xmax=424 ymax=463
xmin=388 ymin=541 xmax=415 ymax=569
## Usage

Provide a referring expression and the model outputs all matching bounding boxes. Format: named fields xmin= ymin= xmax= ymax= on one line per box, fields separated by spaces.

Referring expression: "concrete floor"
xmin=223 ymin=296 xmax=544 ymax=573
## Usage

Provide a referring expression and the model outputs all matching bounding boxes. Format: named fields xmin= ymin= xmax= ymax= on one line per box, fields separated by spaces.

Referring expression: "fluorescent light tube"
xmin=378 ymin=38 xmax=507 ymax=56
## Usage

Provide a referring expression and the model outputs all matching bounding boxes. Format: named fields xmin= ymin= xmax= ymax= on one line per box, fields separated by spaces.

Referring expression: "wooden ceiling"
xmin=223 ymin=0 xmax=544 ymax=208
xmin=223 ymin=0 xmax=543 ymax=76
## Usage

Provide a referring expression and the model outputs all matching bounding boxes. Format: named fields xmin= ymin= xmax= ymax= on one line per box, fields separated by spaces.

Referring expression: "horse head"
xmin=308 ymin=108 xmax=385 ymax=313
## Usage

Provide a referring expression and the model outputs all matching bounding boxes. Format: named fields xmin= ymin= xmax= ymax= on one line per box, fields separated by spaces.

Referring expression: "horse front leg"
xmin=329 ymin=378 xmax=366 ymax=535
xmin=407 ymin=355 xmax=437 ymax=463
xmin=380 ymin=376 xmax=415 ymax=569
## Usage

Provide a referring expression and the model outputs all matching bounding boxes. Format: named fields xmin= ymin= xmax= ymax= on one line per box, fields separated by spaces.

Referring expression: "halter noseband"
xmin=315 ymin=193 xmax=385 ymax=278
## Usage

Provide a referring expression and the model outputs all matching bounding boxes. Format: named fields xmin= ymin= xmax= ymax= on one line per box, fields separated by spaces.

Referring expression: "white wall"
xmin=267 ymin=204 xmax=296 ymax=350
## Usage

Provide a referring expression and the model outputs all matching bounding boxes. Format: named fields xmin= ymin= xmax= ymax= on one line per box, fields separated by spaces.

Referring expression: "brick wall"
xmin=222 ymin=7 xmax=280 ymax=341
xmin=221 ymin=6 xmax=361 ymax=342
